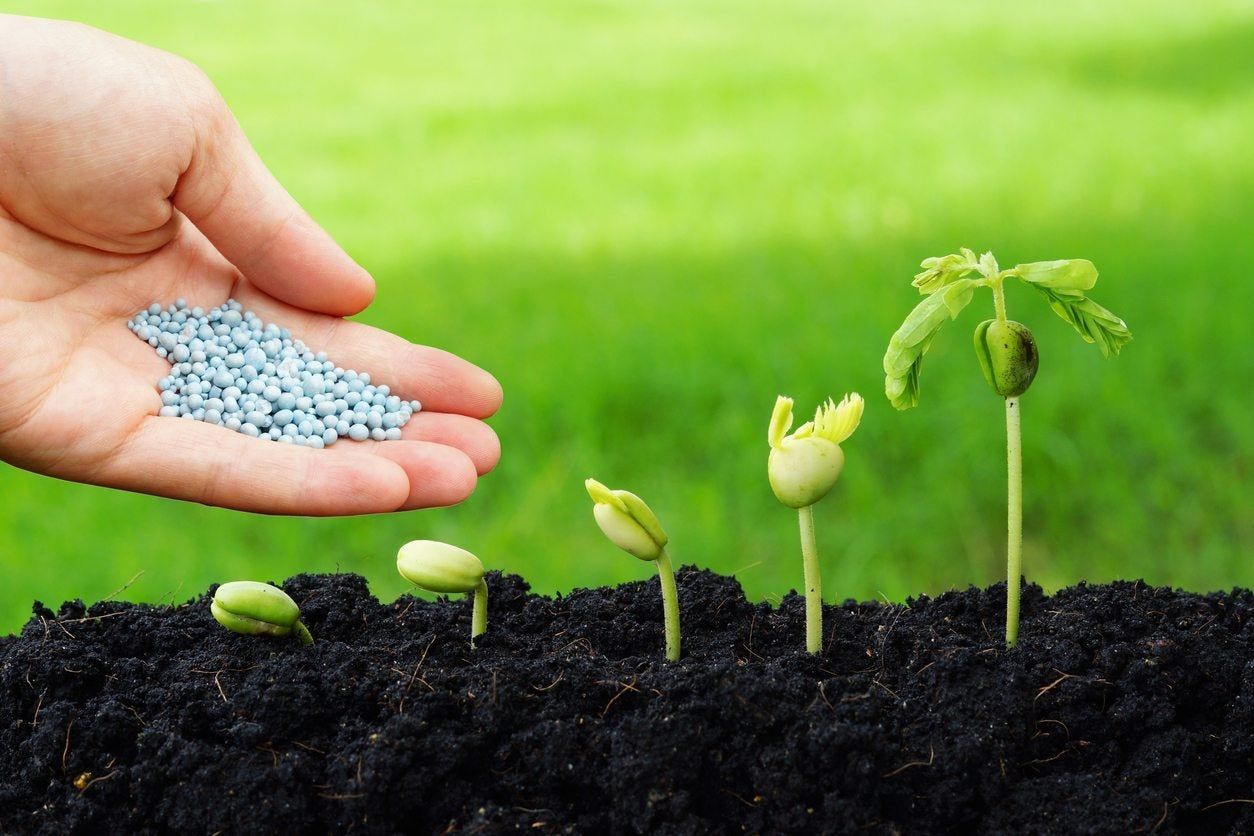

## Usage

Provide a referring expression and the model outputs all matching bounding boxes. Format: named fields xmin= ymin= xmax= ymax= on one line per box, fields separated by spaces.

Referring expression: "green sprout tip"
xmin=397 ymin=540 xmax=489 ymax=647
xmin=586 ymin=478 xmax=681 ymax=661
xmin=211 ymin=581 xmax=313 ymax=645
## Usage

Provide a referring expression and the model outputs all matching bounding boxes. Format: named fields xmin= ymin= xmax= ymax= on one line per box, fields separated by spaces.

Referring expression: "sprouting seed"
xmin=883 ymin=250 xmax=1130 ymax=646
xmin=211 ymin=581 xmax=313 ymax=645
xmin=397 ymin=540 xmax=488 ymax=647
xmin=585 ymin=479 xmax=681 ymax=661
xmin=767 ymin=393 xmax=863 ymax=653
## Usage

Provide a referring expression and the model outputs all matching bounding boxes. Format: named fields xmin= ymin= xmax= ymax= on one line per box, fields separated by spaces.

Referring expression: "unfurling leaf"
xmin=977 ymin=250 xmax=1000 ymax=277
xmin=810 ymin=393 xmax=864 ymax=445
xmin=912 ymin=248 xmax=978 ymax=294
xmin=768 ymin=396 xmax=794 ymax=449
xmin=1016 ymin=259 xmax=1098 ymax=291
xmin=883 ymin=279 xmax=976 ymax=409
xmin=1027 ymin=284 xmax=1131 ymax=357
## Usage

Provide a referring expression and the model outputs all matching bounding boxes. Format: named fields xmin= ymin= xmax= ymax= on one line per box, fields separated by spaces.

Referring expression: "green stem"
xmin=470 ymin=580 xmax=488 ymax=648
xmin=655 ymin=549 xmax=681 ymax=661
xmin=991 ymin=278 xmax=1008 ymax=322
xmin=293 ymin=620 xmax=313 ymax=646
xmin=798 ymin=504 xmax=822 ymax=654
xmin=1005 ymin=396 xmax=1023 ymax=647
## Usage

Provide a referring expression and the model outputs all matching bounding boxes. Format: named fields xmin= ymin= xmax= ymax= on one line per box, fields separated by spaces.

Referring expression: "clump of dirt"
xmin=1 ymin=569 xmax=1250 ymax=834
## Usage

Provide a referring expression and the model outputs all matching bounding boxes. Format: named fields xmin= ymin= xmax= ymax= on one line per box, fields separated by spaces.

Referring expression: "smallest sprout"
xmin=211 ymin=581 xmax=313 ymax=645
xmin=397 ymin=540 xmax=488 ymax=648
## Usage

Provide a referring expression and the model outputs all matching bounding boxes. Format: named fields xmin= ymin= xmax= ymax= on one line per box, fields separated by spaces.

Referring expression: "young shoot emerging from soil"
xmin=397 ymin=541 xmax=488 ymax=648
xmin=883 ymin=250 xmax=1130 ymax=646
xmin=585 ymin=479 xmax=681 ymax=661
xmin=211 ymin=581 xmax=313 ymax=645
xmin=768 ymin=393 xmax=864 ymax=653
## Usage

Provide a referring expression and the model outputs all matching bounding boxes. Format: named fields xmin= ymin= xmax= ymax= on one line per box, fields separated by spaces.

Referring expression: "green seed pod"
xmin=586 ymin=479 xmax=669 ymax=561
xmin=768 ymin=437 xmax=846 ymax=509
xmin=397 ymin=540 xmax=485 ymax=594
xmin=211 ymin=581 xmax=313 ymax=644
xmin=766 ymin=394 xmax=862 ymax=509
xmin=397 ymin=540 xmax=490 ymax=647
xmin=973 ymin=319 xmax=1038 ymax=398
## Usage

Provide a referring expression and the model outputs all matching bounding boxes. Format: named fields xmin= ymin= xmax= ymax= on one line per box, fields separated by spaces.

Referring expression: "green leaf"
xmin=1027 ymin=284 xmax=1132 ymax=357
xmin=912 ymin=249 xmax=978 ymax=294
xmin=883 ymin=280 xmax=976 ymax=409
xmin=977 ymin=250 xmax=1000 ymax=277
xmin=1016 ymin=259 xmax=1098 ymax=291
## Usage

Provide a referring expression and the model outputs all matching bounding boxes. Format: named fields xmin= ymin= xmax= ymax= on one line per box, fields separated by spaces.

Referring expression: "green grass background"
xmin=1 ymin=0 xmax=1251 ymax=634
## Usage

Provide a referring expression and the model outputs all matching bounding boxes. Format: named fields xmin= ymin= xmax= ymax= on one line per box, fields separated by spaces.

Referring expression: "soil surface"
xmin=1 ymin=569 xmax=1251 ymax=834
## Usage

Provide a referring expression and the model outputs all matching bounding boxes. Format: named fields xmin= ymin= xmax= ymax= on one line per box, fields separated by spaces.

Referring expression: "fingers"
xmin=362 ymin=438 xmax=479 ymax=510
xmin=172 ymin=86 xmax=375 ymax=317
xmin=399 ymin=411 xmax=501 ymax=475
xmin=230 ymin=286 xmax=504 ymax=418
xmin=100 ymin=417 xmax=478 ymax=515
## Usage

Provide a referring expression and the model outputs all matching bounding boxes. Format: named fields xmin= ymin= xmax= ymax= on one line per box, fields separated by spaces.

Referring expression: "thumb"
xmin=172 ymin=89 xmax=375 ymax=316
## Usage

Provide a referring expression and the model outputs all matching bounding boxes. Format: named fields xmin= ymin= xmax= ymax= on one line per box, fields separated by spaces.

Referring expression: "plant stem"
xmin=992 ymin=278 xmax=1008 ymax=322
xmin=798 ymin=504 xmax=822 ymax=654
xmin=293 ymin=620 xmax=313 ymax=646
xmin=471 ymin=580 xmax=488 ymax=648
xmin=1005 ymin=396 xmax=1023 ymax=647
xmin=655 ymin=548 xmax=681 ymax=661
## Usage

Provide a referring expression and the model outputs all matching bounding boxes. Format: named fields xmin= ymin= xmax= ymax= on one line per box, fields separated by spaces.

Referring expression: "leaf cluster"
xmin=883 ymin=252 xmax=1130 ymax=409
xmin=883 ymin=279 xmax=976 ymax=409
xmin=1016 ymin=260 xmax=1132 ymax=357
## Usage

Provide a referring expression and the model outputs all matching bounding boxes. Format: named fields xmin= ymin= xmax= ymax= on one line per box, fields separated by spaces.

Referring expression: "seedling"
xmin=883 ymin=249 xmax=1130 ymax=646
xmin=211 ymin=581 xmax=313 ymax=644
xmin=585 ymin=479 xmax=681 ymax=661
xmin=767 ymin=393 xmax=864 ymax=653
xmin=397 ymin=540 xmax=489 ymax=647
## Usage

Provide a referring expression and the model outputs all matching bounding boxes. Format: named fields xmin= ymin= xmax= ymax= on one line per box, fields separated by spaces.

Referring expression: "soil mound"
xmin=2 ymin=570 xmax=1251 ymax=834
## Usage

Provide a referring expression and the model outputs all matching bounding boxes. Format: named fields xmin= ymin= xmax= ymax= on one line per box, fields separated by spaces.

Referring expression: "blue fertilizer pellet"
xmin=130 ymin=299 xmax=421 ymax=445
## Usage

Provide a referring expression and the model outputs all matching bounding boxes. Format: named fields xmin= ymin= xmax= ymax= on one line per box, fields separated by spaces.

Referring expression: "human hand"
xmin=0 ymin=15 xmax=502 ymax=515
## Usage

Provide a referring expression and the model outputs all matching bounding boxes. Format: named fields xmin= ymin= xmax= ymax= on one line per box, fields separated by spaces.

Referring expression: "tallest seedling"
xmin=883 ymin=249 xmax=1130 ymax=646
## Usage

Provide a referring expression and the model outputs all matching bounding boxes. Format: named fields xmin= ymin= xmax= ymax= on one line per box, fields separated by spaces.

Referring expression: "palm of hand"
xmin=0 ymin=16 xmax=500 ymax=514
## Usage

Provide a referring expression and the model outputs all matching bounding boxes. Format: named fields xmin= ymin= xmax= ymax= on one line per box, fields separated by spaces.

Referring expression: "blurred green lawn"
xmin=1 ymin=0 xmax=1251 ymax=634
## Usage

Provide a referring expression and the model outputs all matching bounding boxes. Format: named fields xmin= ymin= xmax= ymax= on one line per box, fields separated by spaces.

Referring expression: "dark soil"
xmin=1 ymin=569 xmax=1251 ymax=834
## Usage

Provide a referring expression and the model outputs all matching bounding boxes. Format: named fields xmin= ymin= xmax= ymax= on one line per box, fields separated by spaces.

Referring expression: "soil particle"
xmin=1 ymin=570 xmax=1250 ymax=834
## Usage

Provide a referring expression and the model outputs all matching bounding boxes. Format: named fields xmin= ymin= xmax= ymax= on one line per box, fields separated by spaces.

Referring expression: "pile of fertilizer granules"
xmin=129 ymin=299 xmax=419 ymax=446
